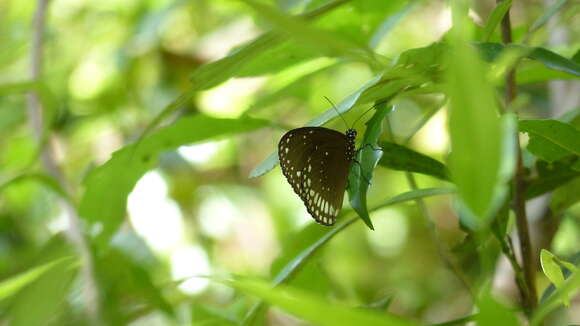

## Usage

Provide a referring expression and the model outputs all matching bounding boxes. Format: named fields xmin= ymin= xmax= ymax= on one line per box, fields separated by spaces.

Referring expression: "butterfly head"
xmin=345 ymin=129 xmax=357 ymax=140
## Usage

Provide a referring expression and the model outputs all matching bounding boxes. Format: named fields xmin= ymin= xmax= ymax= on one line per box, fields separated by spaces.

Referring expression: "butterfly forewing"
xmin=278 ymin=127 xmax=355 ymax=226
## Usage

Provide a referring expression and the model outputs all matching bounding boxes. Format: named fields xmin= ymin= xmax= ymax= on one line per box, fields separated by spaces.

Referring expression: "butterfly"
xmin=278 ymin=127 xmax=357 ymax=226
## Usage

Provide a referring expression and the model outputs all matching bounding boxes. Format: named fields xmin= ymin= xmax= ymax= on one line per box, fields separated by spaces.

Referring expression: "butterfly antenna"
xmin=324 ymin=96 xmax=350 ymax=129
xmin=351 ymin=99 xmax=390 ymax=128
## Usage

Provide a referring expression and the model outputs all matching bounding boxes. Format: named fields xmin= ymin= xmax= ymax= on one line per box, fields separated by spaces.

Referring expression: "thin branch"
xmin=497 ymin=0 xmax=538 ymax=316
xmin=27 ymin=1 xmax=104 ymax=324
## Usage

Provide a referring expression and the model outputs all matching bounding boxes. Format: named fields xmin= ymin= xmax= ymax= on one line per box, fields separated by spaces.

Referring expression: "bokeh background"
xmin=0 ymin=0 xmax=579 ymax=325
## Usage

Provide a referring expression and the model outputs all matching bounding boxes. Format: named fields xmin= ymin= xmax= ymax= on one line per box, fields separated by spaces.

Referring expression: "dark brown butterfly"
xmin=278 ymin=127 xmax=357 ymax=226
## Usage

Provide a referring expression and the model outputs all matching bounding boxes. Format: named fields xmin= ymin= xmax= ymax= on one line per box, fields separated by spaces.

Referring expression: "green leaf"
xmin=515 ymin=61 xmax=578 ymax=84
xmin=550 ymin=176 xmax=580 ymax=215
xmin=527 ymin=0 xmax=569 ymax=36
xmin=368 ymin=2 xmax=415 ymax=49
xmin=476 ymin=43 xmax=580 ymax=77
xmin=533 ymin=252 xmax=580 ymax=326
xmin=540 ymin=249 xmax=569 ymax=306
xmin=371 ymin=187 xmax=455 ymax=211
xmin=240 ymin=0 xmax=377 ymax=67
xmin=0 ymin=173 xmax=70 ymax=203
xmin=526 ymin=158 xmax=580 ymax=199
xmin=235 ymin=41 xmax=320 ymax=77
xmin=573 ymin=48 xmax=580 ymax=64
xmin=270 ymin=223 xmax=332 ymax=287
xmin=244 ymin=218 xmax=356 ymax=326
xmin=313 ymin=0 xmax=407 ymax=47
xmin=481 ymin=0 xmax=512 ymax=42
xmin=249 ymin=74 xmax=383 ymax=178
xmin=359 ymin=295 xmax=394 ymax=312
xmin=190 ymin=34 xmax=282 ymax=91
xmin=190 ymin=0 xmax=350 ymax=89
xmin=476 ymin=294 xmax=521 ymax=326
xmin=359 ymin=43 xmax=447 ymax=104
xmin=192 ymin=304 xmax=238 ymax=326
xmin=486 ymin=114 xmax=518 ymax=217
xmin=7 ymin=257 xmax=79 ymax=326
xmin=519 ymin=119 xmax=580 ymax=162
xmin=141 ymin=0 xmax=349 ymax=144
xmin=447 ymin=41 xmax=502 ymax=223
xmin=79 ymin=115 xmax=268 ymax=245
xmin=98 ymin=247 xmax=175 ymax=323
xmin=244 ymin=59 xmax=338 ymax=114
xmin=378 ymin=141 xmax=450 ymax=180
xmin=348 ymin=104 xmax=391 ymax=230
xmin=222 ymin=278 xmax=421 ymax=326
xmin=0 ymin=257 xmax=76 ymax=302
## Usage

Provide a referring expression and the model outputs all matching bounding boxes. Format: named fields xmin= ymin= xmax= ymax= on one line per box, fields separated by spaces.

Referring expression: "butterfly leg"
xmin=358 ymin=143 xmax=383 ymax=152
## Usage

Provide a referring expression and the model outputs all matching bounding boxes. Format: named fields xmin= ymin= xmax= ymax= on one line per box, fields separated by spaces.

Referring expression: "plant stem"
xmin=497 ymin=0 xmax=538 ymax=315
xmin=28 ymin=1 xmax=103 ymax=324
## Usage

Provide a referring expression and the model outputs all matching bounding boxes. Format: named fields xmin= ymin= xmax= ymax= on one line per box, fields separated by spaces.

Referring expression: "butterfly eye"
xmin=278 ymin=127 xmax=357 ymax=226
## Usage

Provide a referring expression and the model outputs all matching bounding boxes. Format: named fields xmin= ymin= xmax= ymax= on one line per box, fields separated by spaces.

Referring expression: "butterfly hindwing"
xmin=279 ymin=127 xmax=354 ymax=226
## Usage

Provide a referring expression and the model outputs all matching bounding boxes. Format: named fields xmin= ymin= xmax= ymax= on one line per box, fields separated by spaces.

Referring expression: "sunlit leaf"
xmin=533 ymin=257 xmax=580 ymax=326
xmin=0 ymin=257 xmax=76 ymax=302
xmin=7 ymin=256 xmax=79 ymax=326
xmin=240 ymin=0 xmax=377 ymax=67
xmin=140 ymin=0 xmax=350 ymax=142
xmin=540 ymin=249 xmax=569 ymax=306
xmin=447 ymin=31 xmax=502 ymax=225
xmin=222 ymin=278 xmax=421 ymax=326
xmin=192 ymin=304 xmax=238 ymax=326
xmin=477 ymin=294 xmax=521 ymax=326
xmin=367 ymin=2 xmax=415 ymax=49
xmin=486 ymin=113 xmax=518 ymax=217
xmin=519 ymin=119 xmax=580 ymax=162
xmin=0 ymin=173 xmax=69 ymax=202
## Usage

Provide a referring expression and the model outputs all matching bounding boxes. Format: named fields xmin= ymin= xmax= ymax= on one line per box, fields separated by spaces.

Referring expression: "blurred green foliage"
xmin=0 ymin=0 xmax=579 ymax=325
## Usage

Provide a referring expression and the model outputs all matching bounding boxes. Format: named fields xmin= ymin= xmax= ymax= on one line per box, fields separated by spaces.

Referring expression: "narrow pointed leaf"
xmin=240 ymin=0 xmax=376 ymax=67
xmin=348 ymin=105 xmax=391 ymax=230
xmin=223 ymin=278 xmax=421 ymax=326
xmin=481 ymin=0 xmax=512 ymax=42
xmin=540 ymin=249 xmax=569 ymax=306
xmin=519 ymin=119 xmax=580 ymax=162
xmin=0 ymin=257 xmax=76 ymax=302
xmin=447 ymin=41 xmax=502 ymax=223
xmin=378 ymin=142 xmax=450 ymax=180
